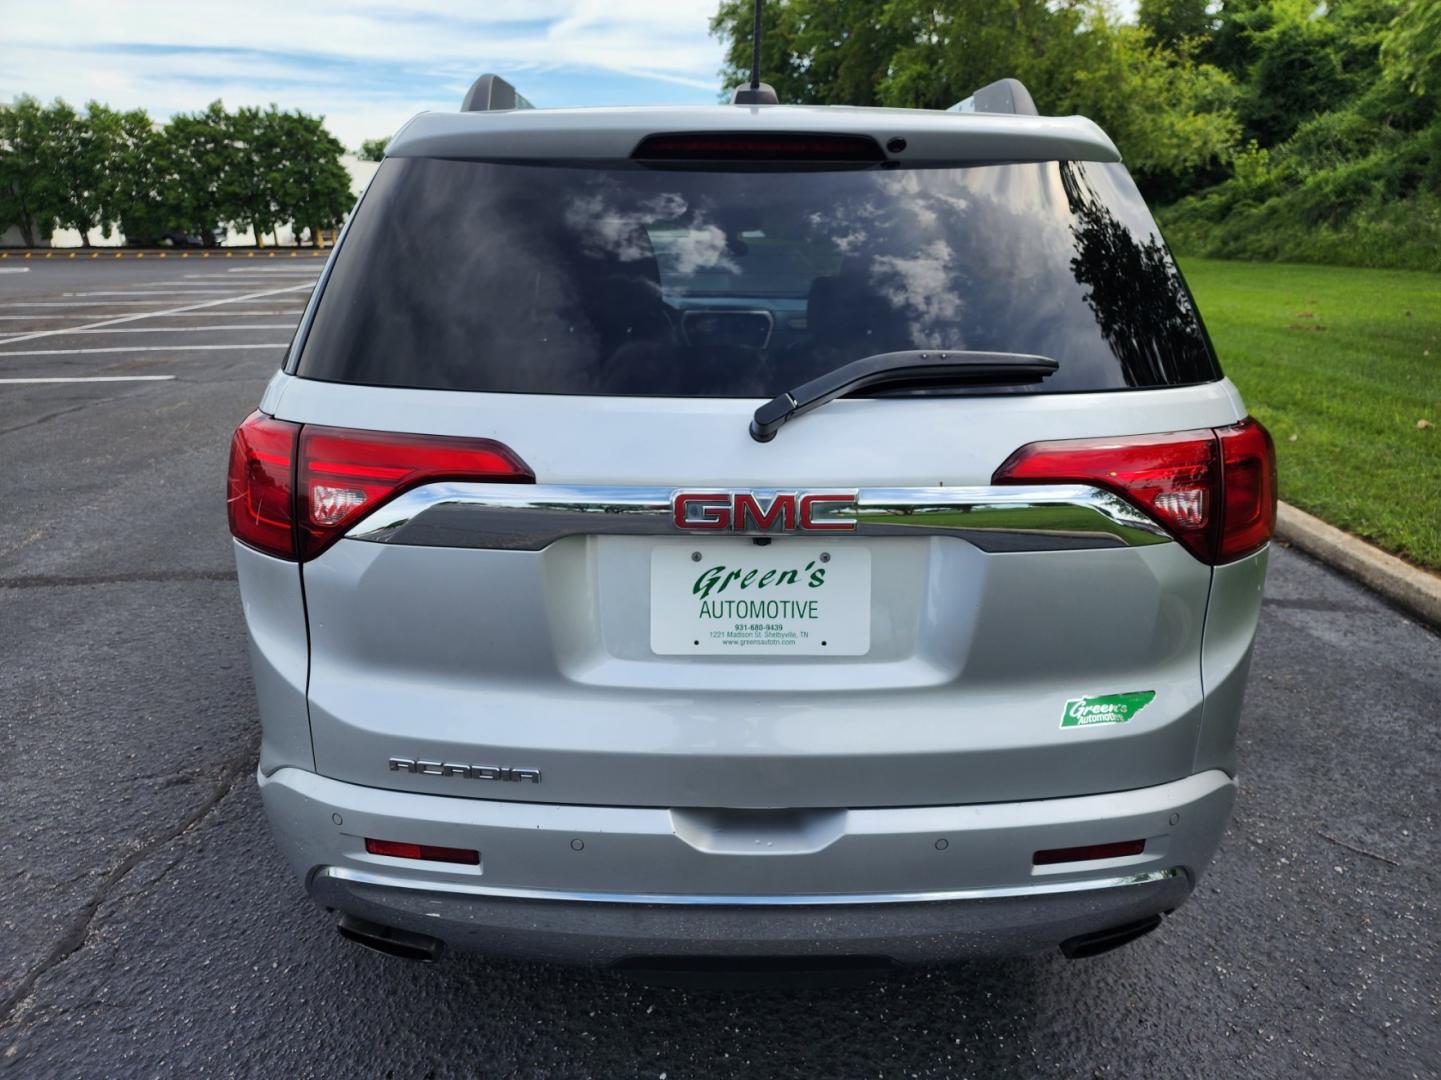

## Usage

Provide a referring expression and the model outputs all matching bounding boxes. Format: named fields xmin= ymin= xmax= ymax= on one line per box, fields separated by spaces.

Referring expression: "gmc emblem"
xmin=672 ymin=491 xmax=857 ymax=532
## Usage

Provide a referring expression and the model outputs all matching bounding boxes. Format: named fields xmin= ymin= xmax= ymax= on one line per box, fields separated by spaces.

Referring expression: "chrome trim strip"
xmin=314 ymin=865 xmax=1186 ymax=907
xmin=346 ymin=483 xmax=1171 ymax=552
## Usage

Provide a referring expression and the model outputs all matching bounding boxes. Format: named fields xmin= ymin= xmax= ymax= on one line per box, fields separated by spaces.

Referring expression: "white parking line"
xmin=36 ymin=324 xmax=294 ymax=334
xmin=0 ymin=343 xmax=289 ymax=356
xmin=0 ymin=300 xmax=194 ymax=307
xmin=0 ymin=267 xmax=31 ymax=274
xmin=0 ymin=375 xmax=177 ymax=384
xmin=184 ymin=273 xmax=320 ymax=281
xmin=0 ymin=310 xmax=305 ymax=319
xmin=0 ymin=283 xmax=311 ymax=346
xmin=63 ymin=289 xmax=258 ymax=296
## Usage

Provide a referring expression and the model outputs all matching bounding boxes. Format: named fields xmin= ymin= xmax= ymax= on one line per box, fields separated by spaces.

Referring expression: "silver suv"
xmin=227 ymin=74 xmax=1275 ymax=967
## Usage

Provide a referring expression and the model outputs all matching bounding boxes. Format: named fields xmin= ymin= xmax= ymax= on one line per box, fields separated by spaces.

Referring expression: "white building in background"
xmin=1 ymin=155 xmax=379 ymax=248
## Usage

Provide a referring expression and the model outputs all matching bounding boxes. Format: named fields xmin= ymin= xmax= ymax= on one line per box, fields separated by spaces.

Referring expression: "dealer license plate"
xmin=650 ymin=541 xmax=871 ymax=656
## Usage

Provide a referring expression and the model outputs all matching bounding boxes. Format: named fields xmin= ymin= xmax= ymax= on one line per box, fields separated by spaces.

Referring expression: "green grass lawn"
xmin=1179 ymin=258 xmax=1441 ymax=570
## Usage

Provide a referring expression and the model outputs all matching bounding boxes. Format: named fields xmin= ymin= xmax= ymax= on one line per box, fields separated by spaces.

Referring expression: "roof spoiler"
xmin=947 ymin=78 xmax=1038 ymax=117
xmin=461 ymin=74 xmax=535 ymax=112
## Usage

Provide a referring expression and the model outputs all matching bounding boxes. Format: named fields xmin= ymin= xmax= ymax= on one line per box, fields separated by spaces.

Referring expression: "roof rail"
xmin=947 ymin=78 xmax=1038 ymax=117
xmin=461 ymin=74 xmax=534 ymax=112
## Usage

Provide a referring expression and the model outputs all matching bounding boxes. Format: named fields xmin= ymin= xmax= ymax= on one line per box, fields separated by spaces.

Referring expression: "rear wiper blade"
xmin=749 ymin=350 xmax=1059 ymax=443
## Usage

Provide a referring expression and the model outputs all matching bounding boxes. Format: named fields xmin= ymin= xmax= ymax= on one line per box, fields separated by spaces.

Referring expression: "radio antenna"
xmin=730 ymin=0 xmax=779 ymax=104
xmin=750 ymin=0 xmax=763 ymax=91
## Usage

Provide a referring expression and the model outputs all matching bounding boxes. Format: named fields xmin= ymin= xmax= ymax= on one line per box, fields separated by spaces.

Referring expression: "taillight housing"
xmin=227 ymin=413 xmax=300 ymax=559
xmin=296 ymin=425 xmax=532 ymax=558
xmin=993 ymin=417 xmax=1276 ymax=565
xmin=226 ymin=412 xmax=534 ymax=561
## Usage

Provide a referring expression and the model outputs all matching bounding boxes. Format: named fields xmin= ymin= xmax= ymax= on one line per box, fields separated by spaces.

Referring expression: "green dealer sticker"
xmin=1061 ymin=691 xmax=1156 ymax=728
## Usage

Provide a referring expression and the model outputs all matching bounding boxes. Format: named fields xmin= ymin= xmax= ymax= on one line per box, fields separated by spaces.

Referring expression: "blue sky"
xmin=0 ymin=1 xmax=727 ymax=149
xmin=1 ymin=1 xmax=1142 ymax=150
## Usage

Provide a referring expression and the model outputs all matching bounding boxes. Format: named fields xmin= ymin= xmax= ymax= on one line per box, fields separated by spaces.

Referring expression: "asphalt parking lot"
xmin=0 ymin=257 xmax=1437 ymax=1079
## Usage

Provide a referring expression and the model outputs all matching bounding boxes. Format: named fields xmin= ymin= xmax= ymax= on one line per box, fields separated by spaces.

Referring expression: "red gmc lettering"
xmin=673 ymin=493 xmax=731 ymax=529
xmin=674 ymin=492 xmax=857 ymax=532
xmin=799 ymin=493 xmax=857 ymax=531
xmin=734 ymin=493 xmax=797 ymax=531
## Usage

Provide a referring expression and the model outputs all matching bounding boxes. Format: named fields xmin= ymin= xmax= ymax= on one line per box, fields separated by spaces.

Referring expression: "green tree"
xmin=223 ymin=104 xmax=287 ymax=246
xmin=46 ymin=101 xmax=111 ymax=245
xmin=1063 ymin=19 xmax=1241 ymax=182
xmin=1382 ymin=0 xmax=1441 ymax=95
xmin=711 ymin=0 xmax=1241 ymax=185
xmin=357 ymin=136 xmax=388 ymax=161
xmin=0 ymin=96 xmax=62 ymax=247
xmin=1242 ymin=18 xmax=1350 ymax=144
xmin=99 ymin=107 xmax=179 ymax=246
xmin=274 ymin=111 xmax=354 ymax=245
xmin=1139 ymin=0 xmax=1217 ymax=47
xmin=711 ymin=0 xmax=812 ymax=101
xmin=165 ymin=102 xmax=232 ymax=245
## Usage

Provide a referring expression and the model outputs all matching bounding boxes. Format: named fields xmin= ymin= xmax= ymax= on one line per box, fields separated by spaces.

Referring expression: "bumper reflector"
xmin=1032 ymin=839 xmax=1145 ymax=866
xmin=364 ymin=838 xmax=480 ymax=865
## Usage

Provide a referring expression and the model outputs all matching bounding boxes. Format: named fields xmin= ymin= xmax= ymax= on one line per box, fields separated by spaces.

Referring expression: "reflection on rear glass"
xmin=297 ymin=158 xmax=1219 ymax=397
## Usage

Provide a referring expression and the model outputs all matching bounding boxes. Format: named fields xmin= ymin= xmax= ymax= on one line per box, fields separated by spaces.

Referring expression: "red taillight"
xmin=1033 ymin=839 xmax=1146 ymax=866
xmin=992 ymin=417 xmax=1276 ymax=565
xmin=364 ymin=838 xmax=480 ymax=865
xmin=227 ymin=411 xmax=300 ymax=559
xmin=1216 ymin=418 xmax=1277 ymax=562
xmin=632 ymin=132 xmax=885 ymax=162
xmin=297 ymin=426 xmax=532 ymax=559
xmin=227 ymin=415 xmax=533 ymax=562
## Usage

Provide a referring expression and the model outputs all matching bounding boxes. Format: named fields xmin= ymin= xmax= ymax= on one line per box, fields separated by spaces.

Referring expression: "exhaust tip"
xmin=1060 ymin=914 xmax=1163 ymax=960
xmin=336 ymin=913 xmax=442 ymax=962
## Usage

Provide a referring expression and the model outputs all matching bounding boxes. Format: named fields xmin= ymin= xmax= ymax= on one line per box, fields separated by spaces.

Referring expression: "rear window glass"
xmin=295 ymin=157 xmax=1220 ymax=396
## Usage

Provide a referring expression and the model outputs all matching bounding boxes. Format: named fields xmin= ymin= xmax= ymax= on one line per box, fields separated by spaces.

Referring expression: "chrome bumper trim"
xmin=345 ymin=482 xmax=1171 ymax=553
xmin=312 ymin=865 xmax=1187 ymax=907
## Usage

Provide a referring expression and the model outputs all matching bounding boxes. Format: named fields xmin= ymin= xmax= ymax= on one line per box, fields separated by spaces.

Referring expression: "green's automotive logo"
xmin=1061 ymin=691 xmax=1156 ymax=728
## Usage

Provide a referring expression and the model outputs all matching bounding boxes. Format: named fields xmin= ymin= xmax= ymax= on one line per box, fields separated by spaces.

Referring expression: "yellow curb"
xmin=136 ymin=252 xmax=144 ymax=258
xmin=24 ymin=252 xmax=31 ymax=258
xmin=45 ymin=251 xmax=53 ymax=258
xmin=68 ymin=252 xmax=75 ymax=258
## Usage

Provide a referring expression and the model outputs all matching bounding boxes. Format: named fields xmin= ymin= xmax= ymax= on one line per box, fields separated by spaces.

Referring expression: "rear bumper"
xmin=259 ymin=767 xmax=1234 ymax=963
xmin=311 ymin=867 xmax=1190 ymax=964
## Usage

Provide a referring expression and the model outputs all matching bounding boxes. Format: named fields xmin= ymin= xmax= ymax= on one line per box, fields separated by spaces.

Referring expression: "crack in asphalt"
xmin=0 ymin=397 xmax=128 ymax=438
xmin=0 ymin=746 xmax=256 ymax=1028
xmin=0 ymin=570 xmax=237 ymax=589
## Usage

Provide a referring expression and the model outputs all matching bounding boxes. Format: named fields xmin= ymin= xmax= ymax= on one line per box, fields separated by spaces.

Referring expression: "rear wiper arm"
xmin=749 ymin=350 xmax=1060 ymax=443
